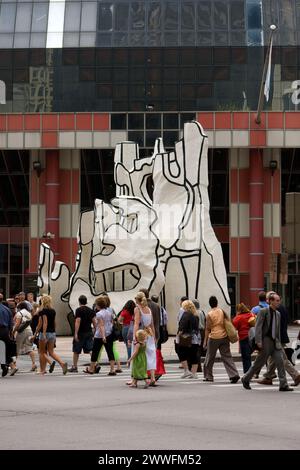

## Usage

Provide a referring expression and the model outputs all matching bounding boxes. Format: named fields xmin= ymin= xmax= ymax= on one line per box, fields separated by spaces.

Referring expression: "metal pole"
xmin=255 ymin=25 xmax=277 ymax=124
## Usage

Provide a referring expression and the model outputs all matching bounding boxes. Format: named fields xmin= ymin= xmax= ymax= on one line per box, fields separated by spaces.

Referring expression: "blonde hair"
xmin=40 ymin=294 xmax=53 ymax=310
xmin=182 ymin=300 xmax=197 ymax=316
xmin=237 ymin=303 xmax=250 ymax=313
xmin=135 ymin=291 xmax=148 ymax=307
xmin=136 ymin=329 xmax=147 ymax=343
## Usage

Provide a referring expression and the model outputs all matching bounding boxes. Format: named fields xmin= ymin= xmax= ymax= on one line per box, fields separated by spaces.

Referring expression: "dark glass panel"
xmin=129 ymin=84 xmax=145 ymax=99
xmin=165 ymin=2 xmax=179 ymax=30
xmin=113 ymin=68 xmax=129 ymax=82
xmin=148 ymin=68 xmax=162 ymax=81
xmin=113 ymin=49 xmax=129 ymax=65
xmin=214 ymin=1 xmax=229 ymax=29
xmin=96 ymin=49 xmax=112 ymax=66
xmin=146 ymin=131 xmax=161 ymax=147
xmin=180 ymin=113 xmax=196 ymax=128
xmin=197 ymin=1 xmax=212 ymax=29
xmin=62 ymin=49 xmax=79 ymax=65
xmin=30 ymin=49 xmax=46 ymax=66
xmin=196 ymin=48 xmax=213 ymax=65
xmin=181 ymin=3 xmax=195 ymax=30
xmin=96 ymin=68 xmax=112 ymax=82
xmin=0 ymin=50 xmax=12 ymax=68
xmin=163 ymin=48 xmax=179 ymax=65
xmin=230 ymin=1 xmax=245 ymax=29
xmin=129 ymin=67 xmax=145 ymax=81
xmin=79 ymin=68 xmax=95 ymax=81
xmin=98 ymin=3 xmax=113 ymax=31
xmin=180 ymin=68 xmax=196 ymax=81
xmin=180 ymin=48 xmax=195 ymax=65
xmin=197 ymin=32 xmax=213 ymax=46
xmin=196 ymin=83 xmax=213 ymax=98
xmin=214 ymin=67 xmax=230 ymax=80
xmin=128 ymin=114 xmax=144 ymax=129
xmin=114 ymin=85 xmax=128 ymax=99
xmin=79 ymin=49 xmax=95 ymax=66
xmin=163 ymin=84 xmax=178 ymax=99
xmin=146 ymin=113 xmax=161 ymax=129
xmin=13 ymin=50 xmax=29 ymax=67
xmin=146 ymin=49 xmax=162 ymax=65
xmin=197 ymin=67 xmax=213 ymax=81
xmin=96 ymin=84 xmax=112 ymax=99
xmin=115 ymin=3 xmax=129 ymax=31
xmin=128 ymin=131 xmax=144 ymax=146
xmin=130 ymin=49 xmax=145 ymax=65
xmin=231 ymin=47 xmax=247 ymax=64
xmin=163 ymin=114 xmax=178 ymax=129
xmin=162 ymin=131 xmax=178 ymax=147
xmin=214 ymin=48 xmax=230 ymax=65
xmin=163 ymin=67 xmax=179 ymax=81
xmin=10 ymin=245 xmax=22 ymax=274
xmin=0 ymin=245 xmax=8 ymax=272
xmin=247 ymin=2 xmax=262 ymax=29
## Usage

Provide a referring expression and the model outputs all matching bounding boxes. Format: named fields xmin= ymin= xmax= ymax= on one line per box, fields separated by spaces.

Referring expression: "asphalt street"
xmin=1 ymin=353 xmax=300 ymax=450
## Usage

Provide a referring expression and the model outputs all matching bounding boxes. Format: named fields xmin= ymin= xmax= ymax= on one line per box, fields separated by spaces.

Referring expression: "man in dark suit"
xmin=242 ymin=293 xmax=293 ymax=392
xmin=258 ymin=294 xmax=300 ymax=387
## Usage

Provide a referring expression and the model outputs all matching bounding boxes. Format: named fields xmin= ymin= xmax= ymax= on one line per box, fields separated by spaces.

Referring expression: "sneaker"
xmin=94 ymin=364 xmax=101 ymax=374
xmin=1 ymin=365 xmax=8 ymax=377
xmin=49 ymin=361 xmax=56 ymax=373
xmin=279 ymin=386 xmax=293 ymax=392
xmin=10 ymin=367 xmax=18 ymax=376
xmin=62 ymin=363 xmax=68 ymax=375
xmin=108 ymin=371 xmax=117 ymax=376
xmin=188 ymin=373 xmax=198 ymax=379
xmin=68 ymin=366 xmax=78 ymax=373
xmin=203 ymin=378 xmax=214 ymax=382
xmin=181 ymin=370 xmax=193 ymax=379
xmin=115 ymin=369 xmax=123 ymax=373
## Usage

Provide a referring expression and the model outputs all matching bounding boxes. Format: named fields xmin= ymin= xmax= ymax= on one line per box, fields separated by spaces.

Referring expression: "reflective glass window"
xmin=214 ymin=1 xmax=228 ymax=29
xmin=80 ymin=32 xmax=96 ymax=47
xmin=0 ymin=245 xmax=8 ymax=272
xmin=197 ymin=1 xmax=212 ymax=29
xmin=148 ymin=2 xmax=161 ymax=31
xmin=30 ymin=33 xmax=47 ymax=48
xmin=81 ymin=2 xmax=97 ymax=31
xmin=32 ymin=3 xmax=48 ymax=32
xmin=0 ymin=2 xmax=16 ymax=33
xmin=98 ymin=3 xmax=113 ymax=31
xmin=115 ymin=4 xmax=129 ymax=31
xmin=111 ymin=114 xmax=127 ymax=130
xmin=163 ymin=113 xmax=178 ymax=129
xmin=128 ymin=130 xmax=144 ymax=146
xmin=164 ymin=32 xmax=178 ymax=46
xmin=230 ymin=1 xmax=245 ymax=29
xmin=15 ymin=3 xmax=32 ymax=33
xmin=165 ymin=2 xmax=178 ymax=31
xmin=114 ymin=32 xmax=128 ymax=46
xmin=64 ymin=2 xmax=81 ymax=32
xmin=63 ymin=32 xmax=80 ymax=47
xmin=197 ymin=32 xmax=213 ymax=46
xmin=247 ymin=2 xmax=262 ymax=29
xmin=181 ymin=3 xmax=195 ymax=30
xmin=130 ymin=2 xmax=145 ymax=31
xmin=146 ymin=113 xmax=161 ymax=129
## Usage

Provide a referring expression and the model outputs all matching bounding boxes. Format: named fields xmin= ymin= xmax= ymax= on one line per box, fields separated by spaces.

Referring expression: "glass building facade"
xmin=0 ymin=0 xmax=299 ymax=319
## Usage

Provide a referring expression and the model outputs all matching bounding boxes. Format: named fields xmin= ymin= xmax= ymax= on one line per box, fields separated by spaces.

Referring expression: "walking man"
xmin=242 ymin=293 xmax=293 ymax=392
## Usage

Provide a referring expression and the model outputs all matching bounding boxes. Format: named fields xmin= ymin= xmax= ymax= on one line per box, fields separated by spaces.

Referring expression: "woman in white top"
xmin=134 ymin=291 xmax=157 ymax=386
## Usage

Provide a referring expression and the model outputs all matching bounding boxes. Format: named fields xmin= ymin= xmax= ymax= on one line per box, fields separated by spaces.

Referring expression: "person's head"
xmin=14 ymin=294 xmax=20 ymax=303
xmin=266 ymin=291 xmax=276 ymax=302
xmin=101 ymin=294 xmax=111 ymax=308
xmin=209 ymin=296 xmax=218 ymax=308
xmin=17 ymin=301 xmax=29 ymax=311
xmin=192 ymin=299 xmax=200 ymax=310
xmin=182 ymin=300 xmax=197 ymax=316
xmin=151 ymin=294 xmax=159 ymax=303
xmin=78 ymin=295 xmax=87 ymax=306
xmin=136 ymin=329 xmax=147 ymax=343
xmin=27 ymin=292 xmax=34 ymax=303
xmin=19 ymin=292 xmax=26 ymax=301
xmin=40 ymin=295 xmax=53 ymax=310
xmin=123 ymin=300 xmax=136 ymax=315
xmin=32 ymin=303 xmax=39 ymax=315
xmin=237 ymin=303 xmax=250 ymax=314
xmin=180 ymin=296 xmax=188 ymax=305
xmin=268 ymin=293 xmax=281 ymax=309
xmin=139 ymin=288 xmax=149 ymax=299
xmin=258 ymin=291 xmax=266 ymax=302
xmin=135 ymin=291 xmax=148 ymax=307
xmin=95 ymin=296 xmax=108 ymax=310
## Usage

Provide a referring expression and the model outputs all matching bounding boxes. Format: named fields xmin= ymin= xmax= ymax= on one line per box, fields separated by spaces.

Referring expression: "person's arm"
xmin=35 ymin=316 xmax=42 ymax=336
xmin=42 ymin=314 xmax=47 ymax=339
xmin=150 ymin=316 xmax=156 ymax=343
xmin=74 ymin=317 xmax=81 ymax=341
xmin=133 ymin=307 xmax=140 ymax=342
xmin=127 ymin=342 xmax=140 ymax=366
xmin=254 ymin=308 xmax=265 ymax=350
xmin=13 ymin=314 xmax=21 ymax=335
xmin=203 ymin=315 xmax=211 ymax=348
xmin=99 ymin=316 xmax=106 ymax=342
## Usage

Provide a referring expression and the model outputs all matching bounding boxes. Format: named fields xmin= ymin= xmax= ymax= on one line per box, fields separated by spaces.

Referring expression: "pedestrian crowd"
xmin=0 ymin=288 xmax=299 ymax=392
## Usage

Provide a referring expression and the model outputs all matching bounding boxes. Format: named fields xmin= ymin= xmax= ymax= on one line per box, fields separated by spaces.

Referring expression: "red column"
xmin=249 ymin=148 xmax=264 ymax=307
xmin=45 ymin=150 xmax=60 ymax=257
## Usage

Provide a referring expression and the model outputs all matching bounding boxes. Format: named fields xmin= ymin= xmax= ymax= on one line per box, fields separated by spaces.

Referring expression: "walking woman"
xmin=177 ymin=300 xmax=201 ymax=379
xmin=133 ymin=291 xmax=157 ymax=386
xmin=36 ymin=295 xmax=68 ymax=375
xmin=232 ymin=303 xmax=255 ymax=373
xmin=203 ymin=296 xmax=240 ymax=383
xmin=13 ymin=301 xmax=37 ymax=371
xmin=85 ymin=296 xmax=116 ymax=375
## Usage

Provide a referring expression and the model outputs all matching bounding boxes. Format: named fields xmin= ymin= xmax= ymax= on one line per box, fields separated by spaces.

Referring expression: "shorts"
xmin=39 ymin=332 xmax=56 ymax=342
xmin=73 ymin=332 xmax=94 ymax=354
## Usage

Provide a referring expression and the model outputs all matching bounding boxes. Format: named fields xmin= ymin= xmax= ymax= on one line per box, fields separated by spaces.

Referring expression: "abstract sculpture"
xmin=38 ymin=121 xmax=230 ymax=334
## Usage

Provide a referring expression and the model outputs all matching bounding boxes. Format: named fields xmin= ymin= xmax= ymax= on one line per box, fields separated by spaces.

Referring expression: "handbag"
xmin=111 ymin=317 xmax=123 ymax=342
xmin=178 ymin=331 xmax=193 ymax=348
xmin=223 ymin=311 xmax=239 ymax=343
xmin=248 ymin=315 xmax=256 ymax=328
xmin=159 ymin=307 xmax=169 ymax=344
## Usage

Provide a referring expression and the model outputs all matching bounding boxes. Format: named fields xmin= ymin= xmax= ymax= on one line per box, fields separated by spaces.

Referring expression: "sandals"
xmin=128 ymin=383 xmax=137 ymax=388
xmin=49 ymin=361 xmax=56 ymax=373
xmin=31 ymin=365 xmax=37 ymax=372
xmin=10 ymin=368 xmax=18 ymax=376
xmin=149 ymin=380 xmax=157 ymax=387
xmin=83 ymin=368 xmax=94 ymax=375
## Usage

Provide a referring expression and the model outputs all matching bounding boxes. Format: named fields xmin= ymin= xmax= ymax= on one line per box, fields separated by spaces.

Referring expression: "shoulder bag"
xmin=222 ymin=311 xmax=239 ymax=343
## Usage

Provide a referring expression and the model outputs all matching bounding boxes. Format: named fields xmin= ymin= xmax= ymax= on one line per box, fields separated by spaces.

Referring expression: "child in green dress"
xmin=127 ymin=329 xmax=148 ymax=388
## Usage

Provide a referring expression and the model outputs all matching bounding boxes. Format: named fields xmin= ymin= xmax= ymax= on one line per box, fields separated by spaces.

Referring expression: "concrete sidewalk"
xmin=54 ymin=324 xmax=300 ymax=364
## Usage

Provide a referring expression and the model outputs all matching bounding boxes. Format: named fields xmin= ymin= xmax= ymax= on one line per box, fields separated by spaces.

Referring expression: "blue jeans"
xmin=240 ymin=337 xmax=252 ymax=373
